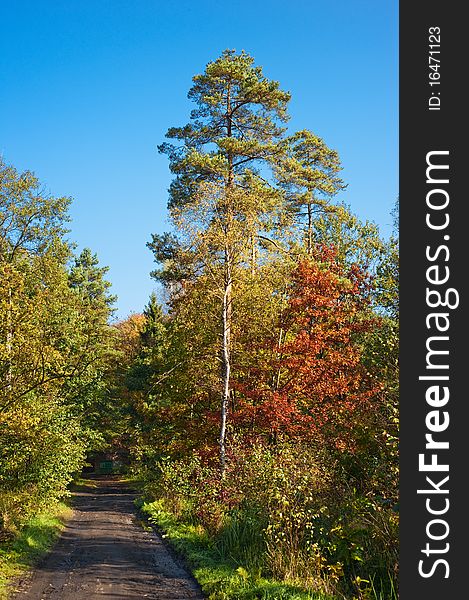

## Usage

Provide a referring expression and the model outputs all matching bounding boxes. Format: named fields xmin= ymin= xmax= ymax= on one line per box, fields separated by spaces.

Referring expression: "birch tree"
xmin=150 ymin=50 xmax=290 ymax=473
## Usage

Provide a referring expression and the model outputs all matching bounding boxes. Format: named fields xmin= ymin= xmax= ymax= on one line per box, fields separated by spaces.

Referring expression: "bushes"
xmin=0 ymin=400 xmax=85 ymax=534
xmin=140 ymin=498 xmax=335 ymax=600
xmin=141 ymin=439 xmax=398 ymax=599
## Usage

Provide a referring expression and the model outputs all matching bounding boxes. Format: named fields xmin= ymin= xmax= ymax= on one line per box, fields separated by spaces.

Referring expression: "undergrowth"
xmin=138 ymin=497 xmax=339 ymax=600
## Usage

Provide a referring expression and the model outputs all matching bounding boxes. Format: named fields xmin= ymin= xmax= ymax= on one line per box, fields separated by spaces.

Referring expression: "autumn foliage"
xmin=129 ymin=51 xmax=398 ymax=599
xmin=1 ymin=50 xmax=399 ymax=600
xmin=233 ymin=248 xmax=380 ymax=454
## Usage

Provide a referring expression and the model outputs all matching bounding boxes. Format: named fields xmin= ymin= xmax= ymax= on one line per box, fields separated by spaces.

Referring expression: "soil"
xmin=10 ymin=478 xmax=205 ymax=599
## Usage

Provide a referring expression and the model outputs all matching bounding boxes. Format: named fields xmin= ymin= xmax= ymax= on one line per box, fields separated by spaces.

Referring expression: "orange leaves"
xmin=232 ymin=247 xmax=380 ymax=452
xmin=114 ymin=313 xmax=146 ymax=361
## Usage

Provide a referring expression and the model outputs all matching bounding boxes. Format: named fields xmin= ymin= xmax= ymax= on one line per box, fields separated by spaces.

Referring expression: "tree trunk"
xmin=219 ymin=80 xmax=233 ymax=476
xmin=250 ymin=235 xmax=256 ymax=275
xmin=273 ymin=327 xmax=283 ymax=391
xmin=307 ymin=201 xmax=313 ymax=255
xmin=220 ymin=259 xmax=232 ymax=476
xmin=6 ymin=283 xmax=13 ymax=394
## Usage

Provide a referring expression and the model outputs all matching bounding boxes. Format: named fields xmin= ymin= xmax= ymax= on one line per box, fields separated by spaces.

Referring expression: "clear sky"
xmin=0 ymin=1 xmax=398 ymax=319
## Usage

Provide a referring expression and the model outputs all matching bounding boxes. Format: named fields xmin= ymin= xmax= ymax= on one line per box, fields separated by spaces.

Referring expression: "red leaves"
xmin=233 ymin=248 xmax=380 ymax=452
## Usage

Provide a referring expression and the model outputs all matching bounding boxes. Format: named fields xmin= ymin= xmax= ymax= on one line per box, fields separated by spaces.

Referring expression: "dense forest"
xmin=1 ymin=51 xmax=398 ymax=599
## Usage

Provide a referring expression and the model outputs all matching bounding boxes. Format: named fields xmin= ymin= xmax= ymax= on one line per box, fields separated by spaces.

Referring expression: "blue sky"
xmin=0 ymin=1 xmax=398 ymax=319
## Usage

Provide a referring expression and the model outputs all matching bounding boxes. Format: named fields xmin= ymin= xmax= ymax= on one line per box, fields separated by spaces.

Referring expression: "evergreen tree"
xmin=150 ymin=49 xmax=291 ymax=473
xmin=275 ymin=129 xmax=346 ymax=254
xmin=69 ymin=248 xmax=116 ymax=313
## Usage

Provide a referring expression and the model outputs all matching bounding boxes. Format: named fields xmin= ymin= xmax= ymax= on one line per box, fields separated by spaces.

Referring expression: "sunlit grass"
xmin=139 ymin=498 xmax=338 ymax=600
xmin=0 ymin=502 xmax=71 ymax=599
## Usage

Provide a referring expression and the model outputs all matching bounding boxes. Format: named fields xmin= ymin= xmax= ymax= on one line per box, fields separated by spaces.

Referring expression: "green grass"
xmin=68 ymin=477 xmax=100 ymax=492
xmin=138 ymin=498 xmax=338 ymax=600
xmin=69 ymin=474 xmax=144 ymax=491
xmin=0 ymin=502 xmax=71 ymax=599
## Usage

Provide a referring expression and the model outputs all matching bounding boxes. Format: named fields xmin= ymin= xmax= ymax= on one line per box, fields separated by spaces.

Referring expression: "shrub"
xmin=141 ymin=436 xmax=398 ymax=598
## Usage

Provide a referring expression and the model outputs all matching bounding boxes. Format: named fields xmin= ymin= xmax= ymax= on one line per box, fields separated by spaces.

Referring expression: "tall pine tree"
xmin=150 ymin=50 xmax=291 ymax=473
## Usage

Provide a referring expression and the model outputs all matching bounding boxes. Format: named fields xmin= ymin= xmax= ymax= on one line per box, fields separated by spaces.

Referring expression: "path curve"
xmin=10 ymin=478 xmax=204 ymax=599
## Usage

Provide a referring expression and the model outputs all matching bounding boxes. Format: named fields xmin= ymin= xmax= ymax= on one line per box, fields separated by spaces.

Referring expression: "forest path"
xmin=10 ymin=478 xmax=204 ymax=599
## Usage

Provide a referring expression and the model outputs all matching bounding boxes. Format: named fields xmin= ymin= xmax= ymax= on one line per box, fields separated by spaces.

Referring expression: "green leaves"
xmin=0 ymin=159 xmax=115 ymax=533
xmin=69 ymin=247 xmax=117 ymax=314
xmin=0 ymin=159 xmax=71 ymax=262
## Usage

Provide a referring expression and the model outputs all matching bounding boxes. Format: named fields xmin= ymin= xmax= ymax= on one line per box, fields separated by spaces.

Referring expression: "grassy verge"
xmin=138 ymin=498 xmax=338 ymax=600
xmin=0 ymin=502 xmax=71 ymax=599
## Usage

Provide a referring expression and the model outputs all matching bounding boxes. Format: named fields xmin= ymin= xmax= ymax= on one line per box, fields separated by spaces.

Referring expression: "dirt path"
xmin=10 ymin=478 xmax=204 ymax=599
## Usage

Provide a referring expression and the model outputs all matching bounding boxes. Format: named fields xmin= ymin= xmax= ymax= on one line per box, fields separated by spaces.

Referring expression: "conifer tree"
xmin=69 ymin=248 xmax=116 ymax=313
xmin=150 ymin=50 xmax=291 ymax=473
xmin=275 ymin=129 xmax=346 ymax=254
